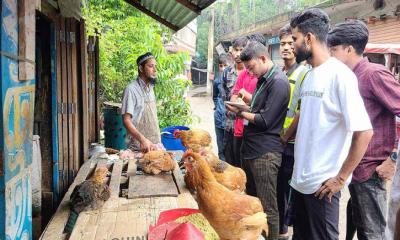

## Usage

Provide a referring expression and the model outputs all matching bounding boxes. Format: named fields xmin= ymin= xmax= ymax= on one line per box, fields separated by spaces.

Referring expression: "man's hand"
xmin=315 ymin=175 xmax=345 ymax=202
xmin=238 ymin=89 xmax=251 ymax=104
xmin=376 ymin=157 xmax=396 ymax=181
xmin=280 ymin=133 xmax=289 ymax=145
xmin=140 ymin=137 xmax=153 ymax=153
xmin=225 ymin=103 xmax=240 ymax=113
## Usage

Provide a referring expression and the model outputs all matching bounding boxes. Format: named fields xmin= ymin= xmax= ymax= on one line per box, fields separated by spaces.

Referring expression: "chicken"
xmin=184 ymin=150 xmax=246 ymax=192
xmin=182 ymin=150 xmax=268 ymax=240
xmin=64 ymin=167 xmax=111 ymax=233
xmin=173 ymin=129 xmax=212 ymax=152
xmin=139 ymin=150 xmax=175 ymax=175
xmin=201 ymin=150 xmax=246 ymax=192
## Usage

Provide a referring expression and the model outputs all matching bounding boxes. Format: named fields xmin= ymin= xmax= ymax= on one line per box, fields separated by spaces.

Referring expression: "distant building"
xmin=218 ymin=0 xmax=400 ymax=69
xmin=165 ymin=20 xmax=197 ymax=80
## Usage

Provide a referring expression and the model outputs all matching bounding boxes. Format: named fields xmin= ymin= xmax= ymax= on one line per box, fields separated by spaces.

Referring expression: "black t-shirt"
xmin=242 ymin=67 xmax=290 ymax=160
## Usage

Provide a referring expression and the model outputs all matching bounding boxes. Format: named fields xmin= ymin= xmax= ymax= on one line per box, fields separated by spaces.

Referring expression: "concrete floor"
xmin=187 ymin=86 xmax=354 ymax=240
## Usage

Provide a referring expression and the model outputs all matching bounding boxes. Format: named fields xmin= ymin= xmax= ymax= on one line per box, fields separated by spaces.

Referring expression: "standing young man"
xmin=227 ymin=41 xmax=290 ymax=239
xmin=229 ymin=34 xmax=266 ymax=169
xmin=213 ymin=54 xmax=229 ymax=160
xmin=222 ymin=37 xmax=248 ymax=166
xmin=328 ymin=20 xmax=400 ymax=240
xmin=121 ymin=52 xmax=161 ymax=153
xmin=276 ymin=24 xmax=309 ymax=240
xmin=289 ymin=9 xmax=373 ymax=240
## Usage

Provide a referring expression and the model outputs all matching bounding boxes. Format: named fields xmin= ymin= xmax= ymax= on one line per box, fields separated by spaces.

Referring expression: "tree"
xmin=82 ymin=0 xmax=193 ymax=129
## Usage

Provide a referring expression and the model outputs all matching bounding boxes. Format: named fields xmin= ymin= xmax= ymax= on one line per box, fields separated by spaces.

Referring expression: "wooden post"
xmin=1 ymin=0 xmax=36 ymax=238
xmin=206 ymin=6 xmax=215 ymax=94
xmin=18 ymin=0 xmax=36 ymax=81
xmin=80 ymin=21 xmax=89 ymax=162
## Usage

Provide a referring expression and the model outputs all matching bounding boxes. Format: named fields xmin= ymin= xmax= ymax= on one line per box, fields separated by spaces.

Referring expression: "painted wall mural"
xmin=1 ymin=0 xmax=35 ymax=239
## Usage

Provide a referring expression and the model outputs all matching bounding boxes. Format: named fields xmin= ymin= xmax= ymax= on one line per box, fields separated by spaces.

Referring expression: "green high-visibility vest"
xmin=283 ymin=65 xmax=310 ymax=136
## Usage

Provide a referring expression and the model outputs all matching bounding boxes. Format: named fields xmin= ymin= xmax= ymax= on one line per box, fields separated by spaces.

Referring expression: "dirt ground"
xmin=187 ymin=87 xmax=355 ymax=240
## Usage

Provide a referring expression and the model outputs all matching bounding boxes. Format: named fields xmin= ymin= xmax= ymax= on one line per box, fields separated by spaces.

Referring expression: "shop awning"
xmin=365 ymin=43 xmax=400 ymax=55
xmin=124 ymin=0 xmax=216 ymax=31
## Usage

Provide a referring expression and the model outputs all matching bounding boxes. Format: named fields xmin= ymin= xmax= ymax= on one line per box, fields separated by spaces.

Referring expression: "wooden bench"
xmin=40 ymin=151 xmax=197 ymax=240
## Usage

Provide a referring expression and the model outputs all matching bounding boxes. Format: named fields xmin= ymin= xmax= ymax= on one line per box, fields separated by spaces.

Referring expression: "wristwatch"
xmin=390 ymin=151 xmax=398 ymax=162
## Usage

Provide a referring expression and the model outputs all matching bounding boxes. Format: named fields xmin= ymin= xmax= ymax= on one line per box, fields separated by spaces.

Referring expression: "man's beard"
xmin=149 ymin=77 xmax=157 ymax=85
xmin=295 ymin=42 xmax=312 ymax=64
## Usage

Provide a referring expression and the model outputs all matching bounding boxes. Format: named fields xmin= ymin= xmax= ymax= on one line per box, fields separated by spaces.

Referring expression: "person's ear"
xmin=260 ymin=55 xmax=267 ymax=63
xmin=306 ymin=32 xmax=313 ymax=46
xmin=139 ymin=65 xmax=143 ymax=73
xmin=348 ymin=46 xmax=354 ymax=54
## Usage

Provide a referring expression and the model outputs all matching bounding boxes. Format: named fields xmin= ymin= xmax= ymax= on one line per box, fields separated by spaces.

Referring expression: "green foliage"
xmin=82 ymin=0 xmax=193 ymax=129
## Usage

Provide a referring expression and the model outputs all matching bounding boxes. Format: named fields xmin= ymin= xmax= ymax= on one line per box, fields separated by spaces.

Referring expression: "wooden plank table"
xmin=40 ymin=150 xmax=197 ymax=240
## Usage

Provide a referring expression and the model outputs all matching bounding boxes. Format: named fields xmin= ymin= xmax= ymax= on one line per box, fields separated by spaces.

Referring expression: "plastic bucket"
xmin=161 ymin=126 xmax=189 ymax=151
xmin=103 ymin=107 xmax=127 ymax=150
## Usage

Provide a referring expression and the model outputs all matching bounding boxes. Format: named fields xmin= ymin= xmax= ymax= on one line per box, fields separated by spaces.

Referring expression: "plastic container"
xmin=161 ymin=126 xmax=190 ymax=151
xmin=103 ymin=107 xmax=127 ymax=150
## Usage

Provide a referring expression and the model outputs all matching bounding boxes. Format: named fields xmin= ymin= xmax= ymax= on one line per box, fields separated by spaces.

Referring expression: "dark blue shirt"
xmin=213 ymin=77 xmax=226 ymax=129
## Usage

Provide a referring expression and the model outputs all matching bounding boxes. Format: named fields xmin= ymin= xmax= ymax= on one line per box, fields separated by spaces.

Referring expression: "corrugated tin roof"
xmin=124 ymin=0 xmax=216 ymax=31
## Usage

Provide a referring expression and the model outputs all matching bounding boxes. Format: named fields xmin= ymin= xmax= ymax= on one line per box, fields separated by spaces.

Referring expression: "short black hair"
xmin=279 ymin=24 xmax=292 ymax=39
xmin=327 ymin=20 xmax=369 ymax=55
xmin=290 ymin=8 xmax=330 ymax=43
xmin=232 ymin=36 xmax=248 ymax=48
xmin=137 ymin=52 xmax=154 ymax=66
xmin=218 ymin=53 xmax=228 ymax=65
xmin=247 ymin=33 xmax=267 ymax=46
xmin=240 ymin=41 xmax=269 ymax=62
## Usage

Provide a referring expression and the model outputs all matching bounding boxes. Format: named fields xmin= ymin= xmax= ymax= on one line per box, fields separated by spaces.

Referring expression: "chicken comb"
xmin=173 ymin=129 xmax=180 ymax=138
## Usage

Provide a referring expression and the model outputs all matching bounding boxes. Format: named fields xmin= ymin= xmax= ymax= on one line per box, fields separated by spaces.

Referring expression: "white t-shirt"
xmin=291 ymin=57 xmax=372 ymax=194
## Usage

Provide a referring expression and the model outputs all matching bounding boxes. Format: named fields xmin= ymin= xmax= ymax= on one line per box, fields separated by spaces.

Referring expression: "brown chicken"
xmin=65 ymin=167 xmax=111 ymax=233
xmin=184 ymin=149 xmax=246 ymax=192
xmin=173 ymin=129 xmax=212 ymax=152
xmin=139 ymin=150 xmax=175 ymax=175
xmin=182 ymin=150 xmax=268 ymax=240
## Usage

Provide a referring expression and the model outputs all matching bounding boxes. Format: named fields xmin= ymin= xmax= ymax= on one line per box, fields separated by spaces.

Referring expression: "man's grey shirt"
xmin=121 ymin=78 xmax=156 ymax=126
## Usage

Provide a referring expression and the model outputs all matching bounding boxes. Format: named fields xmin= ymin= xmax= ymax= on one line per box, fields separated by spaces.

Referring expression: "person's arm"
xmin=370 ymin=70 xmax=400 ymax=180
xmin=121 ymin=87 xmax=153 ymax=153
xmin=251 ymin=80 xmax=289 ymax=130
xmin=122 ymin=114 xmax=153 ymax=152
xmin=232 ymin=80 xmax=289 ymax=126
xmin=316 ymin=71 xmax=373 ymax=201
xmin=316 ymin=129 xmax=373 ymax=202
xmin=281 ymin=112 xmax=300 ymax=144
xmin=212 ymin=80 xmax=219 ymax=109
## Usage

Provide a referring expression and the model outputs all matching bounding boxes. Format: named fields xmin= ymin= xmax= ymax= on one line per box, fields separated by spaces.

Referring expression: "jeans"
xmin=242 ymin=152 xmax=282 ymax=240
xmin=215 ymin=127 xmax=225 ymax=160
xmin=348 ymin=173 xmax=387 ymax=240
xmin=293 ymin=190 xmax=340 ymax=240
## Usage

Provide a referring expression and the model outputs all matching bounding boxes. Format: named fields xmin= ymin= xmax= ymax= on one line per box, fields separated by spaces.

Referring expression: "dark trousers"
xmin=243 ymin=152 xmax=282 ymax=240
xmin=293 ymin=190 xmax=340 ymax=240
xmin=215 ymin=127 xmax=225 ymax=160
xmin=348 ymin=173 xmax=387 ymax=240
xmin=223 ymin=129 xmax=234 ymax=165
xmin=277 ymin=143 xmax=295 ymax=234
xmin=346 ymin=198 xmax=356 ymax=240
xmin=232 ymin=136 xmax=243 ymax=168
